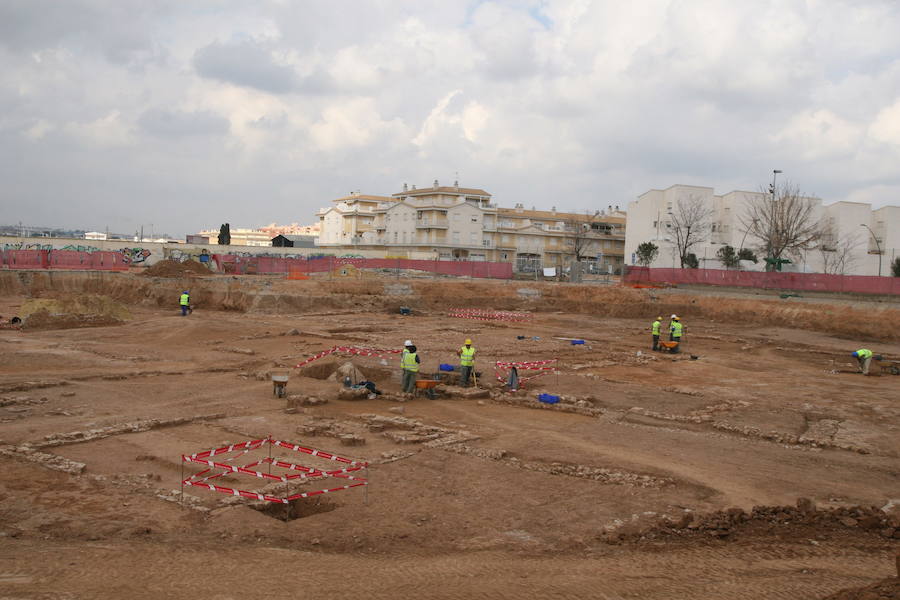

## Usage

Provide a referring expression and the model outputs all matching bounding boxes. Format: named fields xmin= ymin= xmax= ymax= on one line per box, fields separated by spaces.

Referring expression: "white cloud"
xmin=2 ymin=0 xmax=900 ymax=236
xmin=868 ymin=98 xmax=900 ymax=146
xmin=774 ymin=109 xmax=863 ymax=160
xmin=63 ymin=111 xmax=133 ymax=147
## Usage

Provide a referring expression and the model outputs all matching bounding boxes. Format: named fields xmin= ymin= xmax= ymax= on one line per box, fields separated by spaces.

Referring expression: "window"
xmin=393 ymin=232 xmax=398 ymax=242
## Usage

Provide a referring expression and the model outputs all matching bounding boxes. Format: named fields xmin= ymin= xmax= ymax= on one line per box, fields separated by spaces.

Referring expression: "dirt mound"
xmin=141 ymin=260 xmax=211 ymax=278
xmin=821 ymin=578 xmax=900 ymax=599
xmin=20 ymin=295 xmax=131 ymax=330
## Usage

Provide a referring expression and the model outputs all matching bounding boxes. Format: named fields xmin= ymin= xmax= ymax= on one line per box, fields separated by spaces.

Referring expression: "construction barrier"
xmin=448 ymin=308 xmax=533 ymax=322
xmin=212 ymin=255 xmax=513 ymax=279
xmin=494 ymin=359 xmax=558 ymax=388
xmin=1 ymin=250 xmax=128 ymax=271
xmin=294 ymin=345 xmax=404 ymax=369
xmin=182 ymin=436 xmax=368 ymax=505
xmin=624 ymin=266 xmax=900 ymax=296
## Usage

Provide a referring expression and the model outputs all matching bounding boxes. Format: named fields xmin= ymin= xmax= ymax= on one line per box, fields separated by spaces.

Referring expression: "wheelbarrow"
xmin=271 ymin=372 xmax=290 ymax=398
xmin=658 ymin=341 xmax=680 ymax=353
xmin=415 ymin=379 xmax=440 ymax=399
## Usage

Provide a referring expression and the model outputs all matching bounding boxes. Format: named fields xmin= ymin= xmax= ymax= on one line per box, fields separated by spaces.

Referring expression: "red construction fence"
xmin=1 ymin=250 xmax=128 ymax=271
xmin=212 ymin=255 xmax=513 ymax=279
xmin=624 ymin=266 xmax=900 ymax=296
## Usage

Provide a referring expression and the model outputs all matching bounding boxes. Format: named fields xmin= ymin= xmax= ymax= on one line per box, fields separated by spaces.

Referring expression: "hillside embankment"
xmin=1 ymin=270 xmax=898 ymax=342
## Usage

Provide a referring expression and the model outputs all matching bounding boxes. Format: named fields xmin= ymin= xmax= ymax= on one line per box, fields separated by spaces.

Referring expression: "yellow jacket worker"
xmin=457 ymin=339 xmax=476 ymax=387
xmin=401 ymin=340 xmax=420 ymax=394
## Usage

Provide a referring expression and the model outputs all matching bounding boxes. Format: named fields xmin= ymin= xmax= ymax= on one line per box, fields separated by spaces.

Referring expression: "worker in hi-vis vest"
xmin=669 ymin=315 xmax=683 ymax=353
xmin=401 ymin=340 xmax=420 ymax=394
xmin=179 ymin=291 xmax=191 ymax=316
xmin=457 ymin=339 xmax=476 ymax=387
xmin=852 ymin=348 xmax=874 ymax=375
xmin=651 ymin=317 xmax=662 ymax=351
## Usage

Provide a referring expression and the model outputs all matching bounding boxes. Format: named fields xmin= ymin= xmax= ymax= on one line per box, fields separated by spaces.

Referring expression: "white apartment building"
xmin=625 ymin=184 xmax=898 ymax=276
xmin=316 ymin=181 xmax=627 ymax=271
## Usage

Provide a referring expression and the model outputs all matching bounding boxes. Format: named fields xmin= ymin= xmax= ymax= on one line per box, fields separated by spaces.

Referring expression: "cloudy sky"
xmin=2 ymin=0 xmax=900 ymax=237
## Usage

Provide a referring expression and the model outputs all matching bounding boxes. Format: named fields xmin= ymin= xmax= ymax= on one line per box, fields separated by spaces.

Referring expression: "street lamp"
xmin=860 ymin=223 xmax=882 ymax=276
xmin=766 ymin=170 xmax=782 ymax=268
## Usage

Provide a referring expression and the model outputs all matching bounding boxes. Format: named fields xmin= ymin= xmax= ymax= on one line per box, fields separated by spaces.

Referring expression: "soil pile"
xmin=141 ymin=260 xmax=211 ymax=277
xmin=19 ymin=294 xmax=131 ymax=330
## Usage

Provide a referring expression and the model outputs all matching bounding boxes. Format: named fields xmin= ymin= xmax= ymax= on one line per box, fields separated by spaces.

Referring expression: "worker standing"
xmin=179 ymin=290 xmax=191 ymax=316
xmin=670 ymin=315 xmax=683 ymax=353
xmin=457 ymin=339 xmax=476 ymax=387
xmin=852 ymin=349 xmax=874 ymax=375
xmin=651 ymin=316 xmax=662 ymax=351
xmin=401 ymin=340 xmax=420 ymax=394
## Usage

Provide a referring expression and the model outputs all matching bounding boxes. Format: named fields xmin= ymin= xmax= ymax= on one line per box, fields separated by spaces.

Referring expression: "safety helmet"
xmin=852 ymin=351 xmax=859 ymax=357
xmin=656 ymin=316 xmax=662 ymax=320
xmin=404 ymin=340 xmax=413 ymax=346
xmin=670 ymin=314 xmax=677 ymax=319
xmin=672 ymin=315 xmax=680 ymax=321
xmin=183 ymin=290 xmax=189 ymax=294
xmin=464 ymin=339 xmax=472 ymax=345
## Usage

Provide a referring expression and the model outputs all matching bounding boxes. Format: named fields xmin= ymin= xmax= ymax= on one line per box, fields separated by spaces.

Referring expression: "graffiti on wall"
xmin=61 ymin=244 xmax=101 ymax=253
xmin=164 ymin=247 xmax=211 ymax=266
xmin=3 ymin=242 xmax=53 ymax=251
xmin=118 ymin=247 xmax=152 ymax=264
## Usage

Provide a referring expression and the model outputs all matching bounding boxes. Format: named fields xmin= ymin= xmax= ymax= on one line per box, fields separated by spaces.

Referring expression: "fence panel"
xmin=624 ymin=266 xmax=900 ymax=295
xmin=207 ymin=255 xmax=514 ymax=279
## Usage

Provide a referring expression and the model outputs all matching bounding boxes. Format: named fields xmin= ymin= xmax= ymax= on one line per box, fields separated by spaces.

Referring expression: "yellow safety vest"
xmin=671 ymin=322 xmax=683 ymax=337
xmin=460 ymin=346 xmax=475 ymax=367
xmin=180 ymin=293 xmax=190 ymax=306
xmin=856 ymin=349 xmax=872 ymax=360
xmin=401 ymin=351 xmax=419 ymax=372
xmin=651 ymin=320 xmax=661 ymax=335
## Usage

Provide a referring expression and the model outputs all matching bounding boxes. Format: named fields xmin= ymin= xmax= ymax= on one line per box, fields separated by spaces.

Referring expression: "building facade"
xmin=625 ymin=184 xmax=898 ymax=276
xmin=315 ymin=181 xmax=626 ymax=272
xmin=197 ymin=227 xmax=273 ymax=246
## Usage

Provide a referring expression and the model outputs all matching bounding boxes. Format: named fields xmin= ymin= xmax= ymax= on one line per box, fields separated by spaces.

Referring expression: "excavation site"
xmin=1 ymin=269 xmax=898 ymax=599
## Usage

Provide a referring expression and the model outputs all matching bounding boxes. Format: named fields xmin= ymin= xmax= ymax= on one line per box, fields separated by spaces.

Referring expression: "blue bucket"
xmin=537 ymin=393 xmax=560 ymax=404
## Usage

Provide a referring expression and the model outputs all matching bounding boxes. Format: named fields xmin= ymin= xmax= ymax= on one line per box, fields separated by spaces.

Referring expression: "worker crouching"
xmin=852 ymin=349 xmax=873 ymax=375
xmin=401 ymin=340 xmax=420 ymax=394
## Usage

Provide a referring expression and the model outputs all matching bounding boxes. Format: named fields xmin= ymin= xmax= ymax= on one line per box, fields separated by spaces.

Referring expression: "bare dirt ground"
xmin=1 ymin=271 xmax=898 ymax=599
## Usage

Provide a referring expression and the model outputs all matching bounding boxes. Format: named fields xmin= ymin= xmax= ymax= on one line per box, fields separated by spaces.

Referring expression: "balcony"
xmin=416 ymin=219 xmax=449 ymax=229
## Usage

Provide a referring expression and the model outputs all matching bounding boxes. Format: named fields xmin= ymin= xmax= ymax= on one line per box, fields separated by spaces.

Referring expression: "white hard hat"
xmin=404 ymin=340 xmax=412 ymax=346
xmin=670 ymin=314 xmax=677 ymax=319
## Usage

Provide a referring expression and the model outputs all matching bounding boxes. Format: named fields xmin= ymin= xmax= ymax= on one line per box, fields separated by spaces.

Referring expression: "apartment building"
xmin=197 ymin=227 xmax=273 ymax=246
xmin=316 ymin=181 xmax=626 ymax=272
xmin=624 ymin=184 xmax=898 ymax=275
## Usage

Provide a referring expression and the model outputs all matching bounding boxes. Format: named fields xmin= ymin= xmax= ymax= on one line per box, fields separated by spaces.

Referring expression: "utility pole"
xmin=860 ymin=223 xmax=882 ymax=276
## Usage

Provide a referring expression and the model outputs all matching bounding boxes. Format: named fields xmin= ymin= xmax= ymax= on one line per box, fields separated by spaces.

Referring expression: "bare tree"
xmin=565 ymin=212 xmax=605 ymax=262
xmin=670 ymin=195 xmax=713 ymax=268
xmin=740 ymin=183 xmax=822 ymax=271
xmin=819 ymin=231 xmax=861 ymax=275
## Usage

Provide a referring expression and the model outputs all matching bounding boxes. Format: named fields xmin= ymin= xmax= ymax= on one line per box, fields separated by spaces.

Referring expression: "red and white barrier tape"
xmin=182 ymin=436 xmax=369 ymax=505
xmin=493 ymin=359 xmax=558 ymax=387
xmin=448 ymin=308 xmax=532 ymax=322
xmin=294 ymin=345 xmax=403 ymax=369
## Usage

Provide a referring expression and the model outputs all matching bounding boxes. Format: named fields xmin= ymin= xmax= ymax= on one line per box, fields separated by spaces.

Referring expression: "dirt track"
xmin=1 ymin=272 xmax=898 ymax=599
